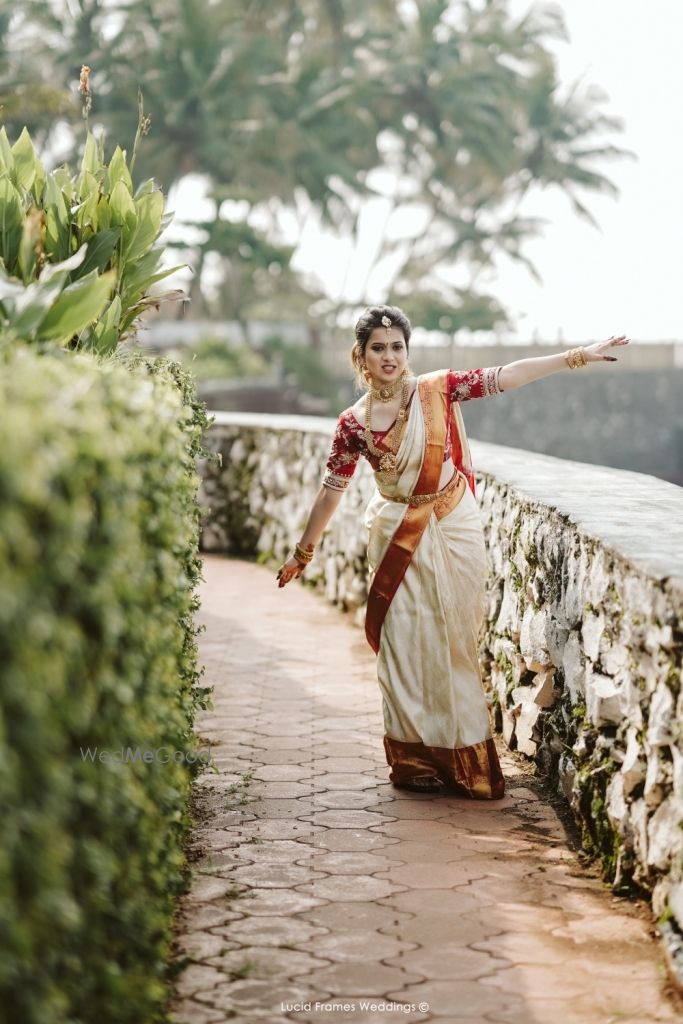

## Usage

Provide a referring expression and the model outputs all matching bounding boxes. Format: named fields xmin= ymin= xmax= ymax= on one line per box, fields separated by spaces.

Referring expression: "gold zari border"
xmin=383 ymin=735 xmax=505 ymax=800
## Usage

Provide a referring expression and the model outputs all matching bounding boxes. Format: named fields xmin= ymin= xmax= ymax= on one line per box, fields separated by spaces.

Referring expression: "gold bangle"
xmin=565 ymin=346 xmax=587 ymax=369
xmin=294 ymin=542 xmax=314 ymax=564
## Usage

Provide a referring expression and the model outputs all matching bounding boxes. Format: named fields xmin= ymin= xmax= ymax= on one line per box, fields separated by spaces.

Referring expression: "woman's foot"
xmin=399 ymin=776 xmax=446 ymax=793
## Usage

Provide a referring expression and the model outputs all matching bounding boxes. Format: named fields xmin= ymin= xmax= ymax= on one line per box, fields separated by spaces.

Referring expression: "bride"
xmin=277 ymin=305 xmax=629 ymax=795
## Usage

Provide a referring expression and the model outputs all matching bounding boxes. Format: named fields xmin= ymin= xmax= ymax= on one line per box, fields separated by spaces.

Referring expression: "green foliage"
xmin=0 ymin=345 xmax=213 ymax=1024
xmin=0 ymin=245 xmax=116 ymax=347
xmin=0 ymin=125 xmax=185 ymax=353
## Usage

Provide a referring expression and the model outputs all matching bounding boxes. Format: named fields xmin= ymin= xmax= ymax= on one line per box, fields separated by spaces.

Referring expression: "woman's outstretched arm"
xmin=498 ymin=335 xmax=630 ymax=392
xmin=277 ymin=485 xmax=345 ymax=588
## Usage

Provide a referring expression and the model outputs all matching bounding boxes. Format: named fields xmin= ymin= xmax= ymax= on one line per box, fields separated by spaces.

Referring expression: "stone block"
xmin=621 ymin=727 xmax=647 ymax=797
xmin=531 ymin=667 xmax=557 ymax=708
xmin=581 ymin=610 xmax=605 ymax=662
xmin=648 ymin=682 xmax=675 ymax=747
xmin=562 ymin=631 xmax=587 ymax=703
xmin=515 ymin=701 xmax=540 ymax=756
xmin=520 ymin=605 xmax=551 ymax=669
xmin=647 ymin=796 xmax=683 ymax=872
xmin=586 ymin=672 xmax=622 ymax=728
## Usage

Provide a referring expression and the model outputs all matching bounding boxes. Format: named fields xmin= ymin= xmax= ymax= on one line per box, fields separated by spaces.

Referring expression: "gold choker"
xmin=364 ymin=369 xmax=408 ymax=402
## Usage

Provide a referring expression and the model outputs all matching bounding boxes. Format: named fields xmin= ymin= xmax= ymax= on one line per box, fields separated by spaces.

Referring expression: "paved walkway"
xmin=169 ymin=554 xmax=683 ymax=1024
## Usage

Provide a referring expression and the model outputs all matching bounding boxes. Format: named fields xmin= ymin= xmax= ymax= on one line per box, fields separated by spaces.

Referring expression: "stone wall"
xmin=198 ymin=411 xmax=683 ymax=950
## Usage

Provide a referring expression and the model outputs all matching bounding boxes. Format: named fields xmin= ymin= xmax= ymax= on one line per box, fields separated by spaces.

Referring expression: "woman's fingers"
xmin=599 ymin=335 xmax=629 ymax=361
xmin=277 ymin=565 xmax=302 ymax=587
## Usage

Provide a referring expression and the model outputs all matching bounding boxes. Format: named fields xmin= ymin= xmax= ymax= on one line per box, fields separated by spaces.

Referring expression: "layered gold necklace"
xmin=363 ymin=370 xmax=412 ymax=483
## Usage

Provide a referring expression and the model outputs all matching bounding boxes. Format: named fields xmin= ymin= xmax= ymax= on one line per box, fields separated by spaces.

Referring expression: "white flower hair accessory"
xmin=381 ymin=314 xmax=392 ymax=329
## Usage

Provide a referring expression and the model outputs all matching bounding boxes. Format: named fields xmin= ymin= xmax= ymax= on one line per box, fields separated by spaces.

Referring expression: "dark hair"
xmin=350 ymin=305 xmax=412 ymax=390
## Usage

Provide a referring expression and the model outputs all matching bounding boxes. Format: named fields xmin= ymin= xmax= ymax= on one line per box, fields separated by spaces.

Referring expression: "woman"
xmin=277 ymin=305 xmax=629 ymax=797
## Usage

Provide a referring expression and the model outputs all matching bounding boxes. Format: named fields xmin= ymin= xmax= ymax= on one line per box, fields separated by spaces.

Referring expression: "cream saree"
xmin=362 ymin=370 xmax=505 ymax=799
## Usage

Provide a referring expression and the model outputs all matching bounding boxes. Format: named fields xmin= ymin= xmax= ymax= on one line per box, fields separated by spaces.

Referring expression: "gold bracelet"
xmin=565 ymin=346 xmax=587 ymax=369
xmin=293 ymin=542 xmax=314 ymax=564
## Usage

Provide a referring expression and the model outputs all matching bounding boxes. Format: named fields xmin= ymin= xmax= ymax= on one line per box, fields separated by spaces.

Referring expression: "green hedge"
xmin=0 ymin=344 xmax=214 ymax=1023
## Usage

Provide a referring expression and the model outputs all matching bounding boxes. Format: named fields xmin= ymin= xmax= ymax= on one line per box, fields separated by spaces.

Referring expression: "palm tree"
xmin=350 ymin=0 xmax=629 ymax=324
xmin=5 ymin=0 xmax=630 ymax=340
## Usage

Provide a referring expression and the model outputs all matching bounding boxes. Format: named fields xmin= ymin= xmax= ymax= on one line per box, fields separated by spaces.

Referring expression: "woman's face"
xmin=362 ymin=327 xmax=409 ymax=385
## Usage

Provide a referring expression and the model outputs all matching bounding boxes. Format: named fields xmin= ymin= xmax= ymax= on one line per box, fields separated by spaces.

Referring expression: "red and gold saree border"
xmin=383 ymin=735 xmax=505 ymax=800
xmin=364 ymin=373 xmax=448 ymax=655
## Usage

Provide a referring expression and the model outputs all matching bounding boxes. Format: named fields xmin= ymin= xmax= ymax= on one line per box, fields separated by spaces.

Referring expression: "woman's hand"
xmin=276 ymin=556 xmax=305 ymax=588
xmin=583 ymin=334 xmax=630 ymax=362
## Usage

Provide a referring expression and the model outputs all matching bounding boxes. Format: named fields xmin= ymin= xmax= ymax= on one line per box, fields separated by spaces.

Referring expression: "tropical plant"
xmin=0 ymin=245 xmax=115 ymax=349
xmin=0 ymin=125 xmax=184 ymax=352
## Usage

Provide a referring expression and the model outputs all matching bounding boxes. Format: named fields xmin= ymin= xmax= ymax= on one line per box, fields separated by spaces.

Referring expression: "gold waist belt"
xmin=379 ymin=470 xmax=462 ymax=506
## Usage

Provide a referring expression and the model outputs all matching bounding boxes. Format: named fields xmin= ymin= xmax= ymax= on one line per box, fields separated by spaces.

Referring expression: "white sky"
xmin=167 ymin=0 xmax=683 ymax=343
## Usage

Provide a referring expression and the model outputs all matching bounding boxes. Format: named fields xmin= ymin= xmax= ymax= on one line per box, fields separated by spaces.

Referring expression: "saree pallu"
xmin=363 ymin=370 xmax=505 ymax=799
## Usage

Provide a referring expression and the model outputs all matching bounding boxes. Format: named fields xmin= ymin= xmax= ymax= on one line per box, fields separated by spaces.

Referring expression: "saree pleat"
xmin=363 ymin=371 xmax=505 ymax=799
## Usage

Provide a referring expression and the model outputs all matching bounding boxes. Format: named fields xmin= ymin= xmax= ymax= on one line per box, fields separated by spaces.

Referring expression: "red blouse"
xmin=322 ymin=366 xmax=504 ymax=491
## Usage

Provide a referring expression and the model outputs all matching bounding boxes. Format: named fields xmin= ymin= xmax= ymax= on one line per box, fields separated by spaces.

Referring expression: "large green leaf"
xmin=120 ymin=248 xmax=163 ymax=302
xmin=120 ymin=264 xmax=186 ymax=314
xmin=52 ymin=167 xmax=75 ymax=203
xmin=105 ymin=146 xmax=133 ymax=193
xmin=91 ymin=294 xmax=122 ymax=354
xmin=96 ymin=194 xmax=112 ymax=231
xmin=6 ymin=273 xmax=69 ymax=336
xmin=0 ymin=269 xmax=25 ymax=306
xmin=44 ymin=176 xmax=70 ymax=260
xmin=117 ymin=288 xmax=183 ymax=335
xmin=0 ymin=178 xmax=23 ymax=272
xmin=36 ymin=269 xmax=116 ymax=343
xmin=0 ymin=126 xmax=13 ymax=175
xmin=134 ymin=178 xmax=157 ymax=199
xmin=39 ymin=243 xmax=88 ymax=283
xmin=109 ymin=179 xmax=137 ymax=242
xmin=80 ymin=132 xmax=101 ymax=178
xmin=124 ymin=191 xmax=164 ymax=262
xmin=17 ymin=211 xmax=44 ymax=283
xmin=74 ymin=191 xmax=99 ymax=237
xmin=70 ymin=227 xmax=121 ymax=281
xmin=77 ymin=169 xmax=99 ymax=202
xmin=10 ymin=127 xmax=40 ymax=192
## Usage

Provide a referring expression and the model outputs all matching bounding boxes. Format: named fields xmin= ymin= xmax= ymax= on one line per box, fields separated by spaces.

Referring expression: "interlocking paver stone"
xmin=309 ymin=791 xmax=380 ymax=810
xmin=301 ymin=901 xmax=414 ymax=932
xmin=234 ymin=887 xmax=327 ymax=916
xmin=296 ymin=928 xmax=417 ymax=963
xmin=168 ymin=556 xmax=683 ymax=1024
xmin=308 ymin=830 xmax=401 ymax=853
xmin=303 ymin=962 xmax=424 ymax=997
xmin=295 ymin=874 xmax=406 ymax=902
xmin=220 ymin=915 xmax=328 ymax=947
xmin=301 ymin=809 xmax=396 ymax=829
xmin=305 ymin=851 xmax=397 ymax=875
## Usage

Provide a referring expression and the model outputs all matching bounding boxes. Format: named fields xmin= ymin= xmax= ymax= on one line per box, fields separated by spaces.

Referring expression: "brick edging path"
xmin=168 ymin=555 xmax=683 ymax=1024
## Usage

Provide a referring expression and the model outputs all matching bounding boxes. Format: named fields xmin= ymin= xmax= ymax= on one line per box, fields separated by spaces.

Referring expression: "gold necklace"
xmin=363 ymin=368 xmax=406 ymax=402
xmin=363 ymin=374 xmax=412 ymax=483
